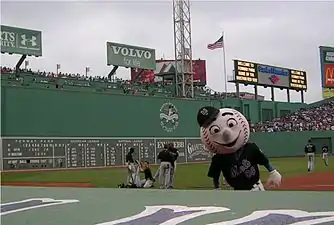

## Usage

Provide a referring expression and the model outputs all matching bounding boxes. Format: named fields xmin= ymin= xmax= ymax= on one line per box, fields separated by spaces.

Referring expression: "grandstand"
xmin=0 ymin=66 xmax=264 ymax=101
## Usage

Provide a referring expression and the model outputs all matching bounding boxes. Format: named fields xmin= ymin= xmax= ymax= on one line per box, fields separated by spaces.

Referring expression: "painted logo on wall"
xmin=95 ymin=205 xmax=334 ymax=225
xmin=159 ymin=102 xmax=179 ymax=132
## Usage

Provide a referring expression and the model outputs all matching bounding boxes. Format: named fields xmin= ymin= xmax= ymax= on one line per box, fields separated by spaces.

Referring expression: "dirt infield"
xmin=279 ymin=172 xmax=334 ymax=191
xmin=1 ymin=182 xmax=95 ymax=188
xmin=2 ymin=172 xmax=334 ymax=190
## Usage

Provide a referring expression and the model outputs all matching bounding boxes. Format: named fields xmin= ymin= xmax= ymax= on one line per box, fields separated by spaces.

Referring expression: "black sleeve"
xmin=312 ymin=145 xmax=316 ymax=152
xmin=251 ymin=143 xmax=269 ymax=166
xmin=304 ymin=145 xmax=308 ymax=153
xmin=207 ymin=155 xmax=222 ymax=178
xmin=157 ymin=151 xmax=162 ymax=160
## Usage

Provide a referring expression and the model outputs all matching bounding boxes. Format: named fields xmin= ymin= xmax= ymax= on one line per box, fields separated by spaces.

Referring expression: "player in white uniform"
xmin=304 ymin=140 xmax=316 ymax=172
xmin=322 ymin=145 xmax=329 ymax=166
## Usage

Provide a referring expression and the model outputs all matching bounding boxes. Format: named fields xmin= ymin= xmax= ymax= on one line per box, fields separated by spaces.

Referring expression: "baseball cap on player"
xmin=197 ymin=106 xmax=220 ymax=128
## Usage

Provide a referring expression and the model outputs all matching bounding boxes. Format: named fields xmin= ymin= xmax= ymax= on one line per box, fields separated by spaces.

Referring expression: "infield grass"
xmin=1 ymin=156 xmax=333 ymax=189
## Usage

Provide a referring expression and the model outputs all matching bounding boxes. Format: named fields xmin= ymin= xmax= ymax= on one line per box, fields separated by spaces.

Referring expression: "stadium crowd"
xmin=251 ymin=99 xmax=334 ymax=132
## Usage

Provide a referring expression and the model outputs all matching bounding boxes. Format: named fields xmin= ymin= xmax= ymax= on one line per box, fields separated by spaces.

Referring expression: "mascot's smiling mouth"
xmin=214 ymin=131 xmax=241 ymax=147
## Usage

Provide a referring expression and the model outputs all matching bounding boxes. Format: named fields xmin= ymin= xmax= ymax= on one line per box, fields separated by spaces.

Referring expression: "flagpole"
xmin=222 ymin=31 xmax=228 ymax=99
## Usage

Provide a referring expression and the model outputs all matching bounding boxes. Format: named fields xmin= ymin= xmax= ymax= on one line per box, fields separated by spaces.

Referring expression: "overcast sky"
xmin=1 ymin=0 xmax=333 ymax=103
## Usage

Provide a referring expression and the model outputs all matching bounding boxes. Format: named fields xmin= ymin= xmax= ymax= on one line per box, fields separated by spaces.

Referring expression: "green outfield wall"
xmin=250 ymin=131 xmax=333 ymax=157
xmin=0 ymin=85 xmax=333 ymax=162
xmin=1 ymin=85 xmax=306 ymax=137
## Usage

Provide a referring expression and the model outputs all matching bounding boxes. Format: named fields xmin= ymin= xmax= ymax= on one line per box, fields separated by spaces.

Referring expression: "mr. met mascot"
xmin=197 ymin=106 xmax=282 ymax=191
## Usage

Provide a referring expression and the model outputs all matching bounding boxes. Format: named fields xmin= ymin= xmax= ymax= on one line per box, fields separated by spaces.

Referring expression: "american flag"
xmin=207 ymin=35 xmax=224 ymax=50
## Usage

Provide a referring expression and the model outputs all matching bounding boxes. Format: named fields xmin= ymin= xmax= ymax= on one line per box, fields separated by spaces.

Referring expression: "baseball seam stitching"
xmin=202 ymin=110 xmax=249 ymax=153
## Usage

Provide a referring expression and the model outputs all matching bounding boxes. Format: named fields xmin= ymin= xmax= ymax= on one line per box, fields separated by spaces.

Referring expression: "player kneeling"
xmin=138 ymin=161 xmax=155 ymax=188
xmin=118 ymin=160 xmax=155 ymax=188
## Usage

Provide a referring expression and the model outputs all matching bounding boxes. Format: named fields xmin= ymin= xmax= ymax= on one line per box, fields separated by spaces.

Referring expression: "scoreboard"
xmin=233 ymin=59 xmax=307 ymax=90
xmin=290 ymin=69 xmax=307 ymax=90
xmin=234 ymin=60 xmax=258 ymax=84
xmin=0 ymin=138 xmax=212 ymax=171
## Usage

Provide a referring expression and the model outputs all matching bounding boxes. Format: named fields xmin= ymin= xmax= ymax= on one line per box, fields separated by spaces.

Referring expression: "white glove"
xmin=266 ymin=170 xmax=282 ymax=188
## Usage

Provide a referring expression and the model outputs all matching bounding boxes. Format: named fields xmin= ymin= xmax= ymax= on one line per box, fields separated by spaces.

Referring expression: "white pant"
xmin=250 ymin=180 xmax=265 ymax=191
xmin=307 ymin=153 xmax=315 ymax=171
xmin=140 ymin=179 xmax=153 ymax=188
xmin=322 ymin=153 xmax=329 ymax=159
xmin=323 ymin=153 xmax=329 ymax=165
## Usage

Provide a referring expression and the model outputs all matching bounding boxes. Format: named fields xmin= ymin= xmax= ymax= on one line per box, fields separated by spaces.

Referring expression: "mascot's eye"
xmin=227 ymin=119 xmax=237 ymax=128
xmin=209 ymin=125 xmax=220 ymax=135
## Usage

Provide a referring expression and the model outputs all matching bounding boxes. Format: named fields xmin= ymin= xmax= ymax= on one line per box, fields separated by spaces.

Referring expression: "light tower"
xmin=173 ymin=0 xmax=194 ymax=98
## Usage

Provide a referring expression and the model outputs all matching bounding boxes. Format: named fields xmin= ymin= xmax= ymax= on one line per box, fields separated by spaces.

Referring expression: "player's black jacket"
xmin=305 ymin=144 xmax=316 ymax=154
xmin=208 ymin=143 xmax=269 ymax=190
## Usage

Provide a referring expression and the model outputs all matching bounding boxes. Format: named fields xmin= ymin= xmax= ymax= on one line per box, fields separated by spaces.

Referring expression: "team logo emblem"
xmin=160 ymin=102 xmax=179 ymax=132
xmin=269 ymin=74 xmax=280 ymax=84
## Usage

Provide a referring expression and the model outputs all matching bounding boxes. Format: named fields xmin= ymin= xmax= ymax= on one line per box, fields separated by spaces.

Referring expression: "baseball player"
xmin=322 ymin=145 xmax=330 ymax=166
xmin=125 ymin=148 xmax=136 ymax=185
xmin=167 ymin=143 xmax=179 ymax=188
xmin=304 ymin=139 xmax=316 ymax=172
xmin=156 ymin=148 xmax=173 ymax=189
xmin=138 ymin=161 xmax=154 ymax=188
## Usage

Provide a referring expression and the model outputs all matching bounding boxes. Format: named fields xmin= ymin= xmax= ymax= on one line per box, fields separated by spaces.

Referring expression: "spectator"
xmin=252 ymin=99 xmax=334 ymax=132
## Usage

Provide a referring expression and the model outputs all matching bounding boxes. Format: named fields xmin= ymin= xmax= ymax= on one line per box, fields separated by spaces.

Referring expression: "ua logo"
xmin=21 ymin=34 xmax=37 ymax=46
xmin=0 ymin=198 xmax=79 ymax=216
xmin=96 ymin=205 xmax=334 ymax=225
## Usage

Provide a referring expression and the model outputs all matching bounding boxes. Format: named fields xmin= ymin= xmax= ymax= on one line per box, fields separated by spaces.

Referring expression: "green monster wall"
xmin=2 ymin=85 xmax=332 ymax=157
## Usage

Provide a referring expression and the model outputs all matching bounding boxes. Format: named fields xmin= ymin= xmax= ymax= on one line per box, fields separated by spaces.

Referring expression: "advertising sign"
xmin=1 ymin=25 xmax=42 ymax=56
xmin=257 ymin=64 xmax=290 ymax=88
xmin=130 ymin=59 xmax=207 ymax=84
xmin=320 ymin=46 xmax=334 ymax=88
xmin=233 ymin=59 xmax=307 ymax=90
xmin=106 ymin=42 xmax=156 ymax=70
xmin=322 ymin=88 xmax=334 ymax=99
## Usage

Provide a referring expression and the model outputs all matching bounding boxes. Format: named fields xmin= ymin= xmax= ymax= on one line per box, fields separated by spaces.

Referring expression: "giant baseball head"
xmin=197 ymin=106 xmax=250 ymax=154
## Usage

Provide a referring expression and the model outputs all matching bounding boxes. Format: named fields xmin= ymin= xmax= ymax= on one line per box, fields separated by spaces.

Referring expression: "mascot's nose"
xmin=222 ymin=129 xmax=232 ymax=142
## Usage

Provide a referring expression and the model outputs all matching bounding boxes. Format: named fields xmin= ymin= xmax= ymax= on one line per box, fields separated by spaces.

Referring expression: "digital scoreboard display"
xmin=233 ymin=60 xmax=258 ymax=84
xmin=233 ymin=59 xmax=307 ymax=90
xmin=290 ymin=69 xmax=307 ymax=90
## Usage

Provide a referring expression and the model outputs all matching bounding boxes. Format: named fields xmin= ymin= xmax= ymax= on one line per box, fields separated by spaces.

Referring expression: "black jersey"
xmin=322 ymin=146 xmax=329 ymax=154
xmin=157 ymin=150 xmax=173 ymax=163
xmin=304 ymin=144 xmax=316 ymax=154
xmin=207 ymin=143 xmax=269 ymax=190
xmin=125 ymin=152 xmax=134 ymax=163
xmin=168 ymin=148 xmax=179 ymax=167
xmin=143 ymin=168 xmax=153 ymax=180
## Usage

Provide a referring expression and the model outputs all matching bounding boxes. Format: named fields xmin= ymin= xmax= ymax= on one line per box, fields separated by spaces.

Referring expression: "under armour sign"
xmin=1 ymin=25 xmax=42 ymax=57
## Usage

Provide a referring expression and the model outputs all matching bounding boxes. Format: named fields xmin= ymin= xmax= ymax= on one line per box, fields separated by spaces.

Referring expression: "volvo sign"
xmin=106 ymin=42 xmax=156 ymax=70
